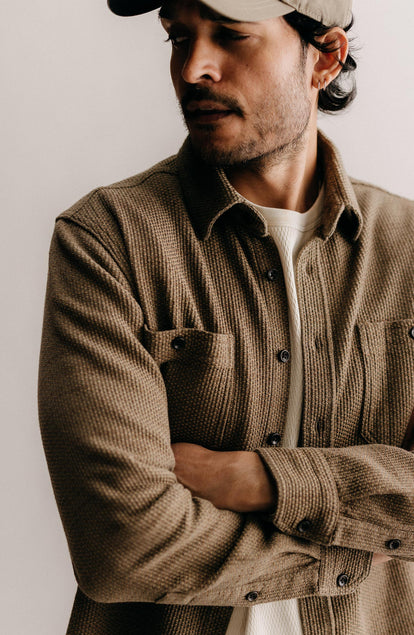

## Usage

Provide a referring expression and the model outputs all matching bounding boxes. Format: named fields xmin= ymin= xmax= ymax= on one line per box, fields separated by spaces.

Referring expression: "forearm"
xmin=256 ymin=443 xmax=414 ymax=560
xmin=172 ymin=443 xmax=277 ymax=513
xmin=173 ymin=441 xmax=414 ymax=563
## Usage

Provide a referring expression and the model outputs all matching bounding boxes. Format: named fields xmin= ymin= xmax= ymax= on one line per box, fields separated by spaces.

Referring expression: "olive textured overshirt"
xmin=39 ymin=132 xmax=414 ymax=634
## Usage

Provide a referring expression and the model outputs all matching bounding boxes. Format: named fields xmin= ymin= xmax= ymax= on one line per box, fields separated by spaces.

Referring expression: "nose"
xmin=181 ymin=39 xmax=222 ymax=84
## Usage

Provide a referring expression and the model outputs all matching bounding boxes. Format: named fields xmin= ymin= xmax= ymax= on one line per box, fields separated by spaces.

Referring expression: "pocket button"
xmin=171 ymin=336 xmax=186 ymax=351
xmin=337 ymin=573 xmax=349 ymax=588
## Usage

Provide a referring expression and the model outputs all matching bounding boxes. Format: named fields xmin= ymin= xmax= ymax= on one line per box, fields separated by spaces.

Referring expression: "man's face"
xmin=161 ymin=0 xmax=316 ymax=167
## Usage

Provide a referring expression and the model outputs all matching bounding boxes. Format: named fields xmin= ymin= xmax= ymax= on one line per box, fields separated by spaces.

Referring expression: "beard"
xmin=179 ymin=51 xmax=312 ymax=170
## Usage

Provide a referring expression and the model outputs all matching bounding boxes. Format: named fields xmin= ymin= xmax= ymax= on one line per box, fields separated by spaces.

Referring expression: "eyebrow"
xmin=159 ymin=2 xmax=242 ymax=24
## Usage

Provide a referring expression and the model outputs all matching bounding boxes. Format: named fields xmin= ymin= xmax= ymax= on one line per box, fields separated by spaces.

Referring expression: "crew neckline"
xmin=252 ymin=185 xmax=325 ymax=231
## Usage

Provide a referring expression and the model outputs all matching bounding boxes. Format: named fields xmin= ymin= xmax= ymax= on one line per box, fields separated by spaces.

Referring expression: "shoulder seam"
xmin=104 ymin=167 xmax=179 ymax=192
xmin=350 ymin=178 xmax=411 ymax=202
xmin=55 ymin=215 xmax=132 ymax=284
xmin=59 ymin=166 xmax=179 ymax=222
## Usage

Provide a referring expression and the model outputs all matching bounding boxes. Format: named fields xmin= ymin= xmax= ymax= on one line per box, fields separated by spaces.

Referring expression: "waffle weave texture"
xmin=38 ymin=132 xmax=414 ymax=634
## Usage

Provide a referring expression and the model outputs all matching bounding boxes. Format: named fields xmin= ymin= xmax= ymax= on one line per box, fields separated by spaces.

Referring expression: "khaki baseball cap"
xmin=108 ymin=0 xmax=353 ymax=28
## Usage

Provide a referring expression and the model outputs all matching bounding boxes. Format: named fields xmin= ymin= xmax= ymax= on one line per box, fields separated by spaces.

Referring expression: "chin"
xmin=188 ymin=130 xmax=245 ymax=163
xmin=194 ymin=146 xmax=242 ymax=167
xmin=191 ymin=138 xmax=262 ymax=168
xmin=187 ymin=123 xmax=247 ymax=165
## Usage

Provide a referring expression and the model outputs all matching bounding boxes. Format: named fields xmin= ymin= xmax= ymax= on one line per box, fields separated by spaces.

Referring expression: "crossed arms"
xmin=172 ymin=441 xmax=414 ymax=566
xmin=39 ymin=218 xmax=414 ymax=605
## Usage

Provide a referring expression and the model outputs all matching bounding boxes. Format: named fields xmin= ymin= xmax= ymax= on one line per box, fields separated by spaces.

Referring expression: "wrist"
xmin=229 ymin=451 xmax=277 ymax=513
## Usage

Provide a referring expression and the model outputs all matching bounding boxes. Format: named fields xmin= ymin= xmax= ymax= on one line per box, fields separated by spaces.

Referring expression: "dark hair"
xmin=283 ymin=11 xmax=357 ymax=113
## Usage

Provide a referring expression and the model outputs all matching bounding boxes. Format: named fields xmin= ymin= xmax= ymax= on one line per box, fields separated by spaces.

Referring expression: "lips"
xmin=185 ymin=99 xmax=234 ymax=123
xmin=186 ymin=100 xmax=229 ymax=113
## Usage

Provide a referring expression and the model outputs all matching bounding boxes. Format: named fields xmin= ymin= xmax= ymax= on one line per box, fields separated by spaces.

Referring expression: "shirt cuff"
xmin=255 ymin=447 xmax=339 ymax=544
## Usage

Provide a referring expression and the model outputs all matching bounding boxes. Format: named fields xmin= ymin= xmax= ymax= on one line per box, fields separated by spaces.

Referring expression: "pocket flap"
xmin=142 ymin=326 xmax=234 ymax=368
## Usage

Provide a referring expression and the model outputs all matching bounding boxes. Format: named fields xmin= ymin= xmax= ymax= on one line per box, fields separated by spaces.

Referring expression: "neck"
xmin=225 ymin=118 xmax=319 ymax=213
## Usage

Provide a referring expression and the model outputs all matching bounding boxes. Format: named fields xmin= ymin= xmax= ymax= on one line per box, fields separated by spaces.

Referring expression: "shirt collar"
xmin=317 ymin=129 xmax=363 ymax=242
xmin=176 ymin=130 xmax=363 ymax=243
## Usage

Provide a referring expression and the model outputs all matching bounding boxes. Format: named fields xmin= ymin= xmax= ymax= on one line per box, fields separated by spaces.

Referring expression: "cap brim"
xmin=108 ymin=0 xmax=295 ymax=21
xmin=108 ymin=0 xmax=161 ymax=16
xmin=198 ymin=0 xmax=294 ymax=22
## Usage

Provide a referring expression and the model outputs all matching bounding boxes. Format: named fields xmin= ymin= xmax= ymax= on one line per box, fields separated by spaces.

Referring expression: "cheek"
xmin=170 ymin=56 xmax=183 ymax=96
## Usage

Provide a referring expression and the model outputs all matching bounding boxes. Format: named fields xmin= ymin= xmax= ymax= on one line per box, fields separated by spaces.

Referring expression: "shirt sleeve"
xmin=256 ymin=443 xmax=414 ymax=562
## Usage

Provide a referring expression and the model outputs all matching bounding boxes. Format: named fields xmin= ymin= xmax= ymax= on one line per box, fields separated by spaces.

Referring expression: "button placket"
xmin=297 ymin=242 xmax=334 ymax=448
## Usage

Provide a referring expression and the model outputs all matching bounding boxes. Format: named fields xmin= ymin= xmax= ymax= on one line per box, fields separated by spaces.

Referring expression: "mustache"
xmin=180 ymin=86 xmax=244 ymax=117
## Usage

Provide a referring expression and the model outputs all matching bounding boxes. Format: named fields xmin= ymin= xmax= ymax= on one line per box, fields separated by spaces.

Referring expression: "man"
xmin=38 ymin=0 xmax=414 ymax=633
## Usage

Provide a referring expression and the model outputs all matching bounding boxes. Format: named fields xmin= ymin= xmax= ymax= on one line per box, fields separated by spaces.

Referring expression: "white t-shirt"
xmin=225 ymin=187 xmax=324 ymax=635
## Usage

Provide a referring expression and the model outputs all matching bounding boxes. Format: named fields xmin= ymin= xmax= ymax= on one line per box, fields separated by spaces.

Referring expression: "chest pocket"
xmin=358 ymin=320 xmax=414 ymax=446
xmin=143 ymin=326 xmax=235 ymax=448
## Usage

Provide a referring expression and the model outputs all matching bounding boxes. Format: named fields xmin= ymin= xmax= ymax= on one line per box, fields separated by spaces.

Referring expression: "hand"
xmin=172 ymin=443 xmax=277 ymax=513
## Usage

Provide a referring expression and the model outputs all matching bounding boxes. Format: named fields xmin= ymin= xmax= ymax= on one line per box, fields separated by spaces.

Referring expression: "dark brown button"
xmin=171 ymin=336 xmax=186 ymax=351
xmin=297 ymin=519 xmax=312 ymax=533
xmin=278 ymin=349 xmax=290 ymax=363
xmin=337 ymin=573 xmax=349 ymax=588
xmin=245 ymin=591 xmax=259 ymax=602
xmin=386 ymin=539 xmax=401 ymax=550
xmin=409 ymin=327 xmax=414 ymax=339
xmin=266 ymin=268 xmax=278 ymax=281
xmin=267 ymin=432 xmax=282 ymax=447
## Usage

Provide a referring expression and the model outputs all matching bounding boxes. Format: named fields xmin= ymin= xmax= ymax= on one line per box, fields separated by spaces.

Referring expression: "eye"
xmin=165 ymin=34 xmax=190 ymax=49
xmin=217 ymin=27 xmax=250 ymax=43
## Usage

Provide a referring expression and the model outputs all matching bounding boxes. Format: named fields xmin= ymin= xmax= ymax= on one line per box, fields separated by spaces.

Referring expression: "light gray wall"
xmin=1 ymin=1 xmax=413 ymax=633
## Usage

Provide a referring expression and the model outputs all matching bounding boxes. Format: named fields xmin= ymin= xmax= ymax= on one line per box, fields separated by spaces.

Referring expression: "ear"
xmin=312 ymin=27 xmax=349 ymax=90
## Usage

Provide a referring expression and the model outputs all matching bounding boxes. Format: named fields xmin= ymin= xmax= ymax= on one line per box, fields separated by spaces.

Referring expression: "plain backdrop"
xmin=1 ymin=1 xmax=413 ymax=633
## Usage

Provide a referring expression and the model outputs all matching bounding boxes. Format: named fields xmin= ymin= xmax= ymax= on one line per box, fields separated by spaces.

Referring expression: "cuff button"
xmin=297 ymin=519 xmax=312 ymax=533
